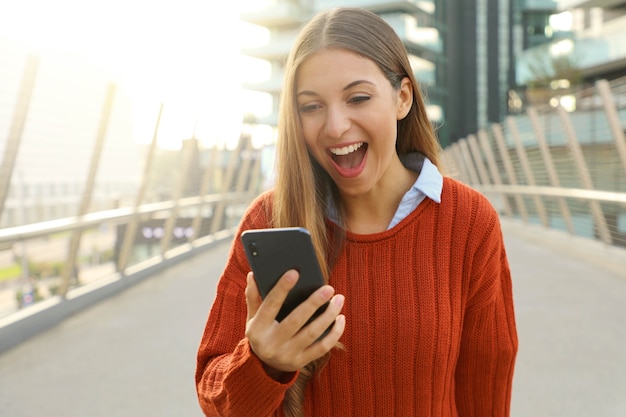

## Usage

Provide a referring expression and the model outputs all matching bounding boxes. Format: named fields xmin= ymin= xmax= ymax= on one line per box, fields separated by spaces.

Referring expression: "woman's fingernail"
xmin=320 ymin=286 xmax=334 ymax=298
xmin=285 ymin=270 xmax=298 ymax=283
xmin=333 ymin=294 xmax=345 ymax=307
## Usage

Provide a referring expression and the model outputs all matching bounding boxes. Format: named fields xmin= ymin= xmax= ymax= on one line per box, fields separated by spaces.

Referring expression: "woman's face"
xmin=295 ymin=48 xmax=412 ymax=199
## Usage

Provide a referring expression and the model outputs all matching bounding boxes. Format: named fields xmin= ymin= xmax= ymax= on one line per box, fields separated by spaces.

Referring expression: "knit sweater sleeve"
xmin=454 ymin=190 xmax=518 ymax=416
xmin=195 ymin=192 xmax=298 ymax=416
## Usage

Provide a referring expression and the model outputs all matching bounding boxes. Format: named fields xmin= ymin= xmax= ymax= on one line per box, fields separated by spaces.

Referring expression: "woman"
xmin=196 ymin=7 xmax=517 ymax=417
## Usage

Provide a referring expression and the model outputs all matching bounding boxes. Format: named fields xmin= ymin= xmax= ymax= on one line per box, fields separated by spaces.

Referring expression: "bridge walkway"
xmin=0 ymin=220 xmax=625 ymax=417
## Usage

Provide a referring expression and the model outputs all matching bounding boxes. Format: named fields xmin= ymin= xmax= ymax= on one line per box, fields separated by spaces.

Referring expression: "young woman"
xmin=196 ymin=7 xmax=517 ymax=417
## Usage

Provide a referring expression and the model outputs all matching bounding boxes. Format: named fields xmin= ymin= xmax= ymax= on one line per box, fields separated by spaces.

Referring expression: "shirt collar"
xmin=411 ymin=156 xmax=442 ymax=204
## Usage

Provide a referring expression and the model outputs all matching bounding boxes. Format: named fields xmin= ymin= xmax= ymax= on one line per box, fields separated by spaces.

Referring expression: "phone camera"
xmin=250 ymin=242 xmax=258 ymax=257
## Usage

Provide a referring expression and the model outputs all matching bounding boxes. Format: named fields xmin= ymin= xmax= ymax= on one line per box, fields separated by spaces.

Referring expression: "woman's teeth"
xmin=330 ymin=142 xmax=364 ymax=156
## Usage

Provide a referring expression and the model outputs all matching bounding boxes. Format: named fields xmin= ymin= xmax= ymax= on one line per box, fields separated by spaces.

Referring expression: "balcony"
xmin=242 ymin=73 xmax=284 ymax=95
xmin=523 ymin=0 xmax=557 ymax=10
xmin=557 ymin=0 xmax=625 ymax=10
xmin=382 ymin=13 xmax=442 ymax=56
xmin=516 ymin=12 xmax=626 ymax=84
xmin=314 ymin=0 xmax=432 ymax=15
xmin=241 ymin=34 xmax=295 ymax=61
xmin=409 ymin=54 xmax=436 ymax=85
xmin=240 ymin=1 xmax=310 ymax=28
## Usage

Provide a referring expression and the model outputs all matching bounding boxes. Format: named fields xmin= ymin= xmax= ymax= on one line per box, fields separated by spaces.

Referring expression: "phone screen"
xmin=241 ymin=227 xmax=328 ymax=323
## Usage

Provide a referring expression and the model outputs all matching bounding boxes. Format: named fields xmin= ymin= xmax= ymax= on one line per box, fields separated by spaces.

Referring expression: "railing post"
xmin=595 ymin=79 xmax=626 ymax=176
xmin=477 ymin=130 xmax=513 ymax=217
xmin=557 ymin=105 xmax=612 ymax=244
xmin=458 ymin=139 xmax=481 ymax=185
xmin=441 ymin=148 xmax=460 ymax=178
xmin=467 ymin=134 xmax=491 ymax=185
xmin=492 ymin=123 xmax=529 ymax=222
xmin=247 ymin=147 xmax=264 ymax=195
xmin=0 ymin=56 xmax=39 ymax=220
xmin=210 ymin=137 xmax=243 ymax=234
xmin=117 ymin=103 xmax=163 ymax=273
xmin=160 ymin=138 xmax=196 ymax=255
xmin=233 ymin=136 xmax=255 ymax=193
xmin=190 ymin=146 xmax=220 ymax=245
xmin=59 ymin=84 xmax=116 ymax=295
xmin=449 ymin=143 xmax=471 ymax=183
xmin=527 ymin=107 xmax=574 ymax=234
xmin=506 ymin=116 xmax=549 ymax=227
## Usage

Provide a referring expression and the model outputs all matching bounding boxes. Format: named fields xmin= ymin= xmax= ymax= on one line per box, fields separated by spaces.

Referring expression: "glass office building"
xmin=440 ymin=0 xmax=521 ymax=142
xmin=240 ymin=0 xmax=529 ymax=145
xmin=240 ymin=0 xmax=448 ymax=141
xmin=515 ymin=0 xmax=626 ymax=108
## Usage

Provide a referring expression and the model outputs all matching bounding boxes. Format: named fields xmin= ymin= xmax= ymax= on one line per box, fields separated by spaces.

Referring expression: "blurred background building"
xmin=516 ymin=0 xmax=626 ymax=109
xmin=1 ymin=0 xmax=625 ymax=227
xmin=240 ymin=0 xmax=626 ymax=145
xmin=240 ymin=0 xmax=448 ymax=140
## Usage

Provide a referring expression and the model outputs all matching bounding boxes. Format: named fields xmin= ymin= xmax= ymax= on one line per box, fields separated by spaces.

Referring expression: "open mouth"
xmin=329 ymin=142 xmax=368 ymax=169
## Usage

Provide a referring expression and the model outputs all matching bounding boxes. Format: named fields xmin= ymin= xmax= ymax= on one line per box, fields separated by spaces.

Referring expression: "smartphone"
xmin=241 ymin=227 xmax=329 ymax=326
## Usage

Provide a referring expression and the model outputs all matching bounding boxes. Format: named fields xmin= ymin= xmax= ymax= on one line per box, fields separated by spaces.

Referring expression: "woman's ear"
xmin=396 ymin=77 xmax=413 ymax=120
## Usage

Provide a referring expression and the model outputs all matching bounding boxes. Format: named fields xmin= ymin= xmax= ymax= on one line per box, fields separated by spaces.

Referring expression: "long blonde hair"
xmin=272 ymin=7 xmax=441 ymax=416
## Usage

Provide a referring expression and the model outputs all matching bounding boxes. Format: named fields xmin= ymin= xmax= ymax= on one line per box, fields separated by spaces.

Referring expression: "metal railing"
xmin=442 ymin=77 xmax=626 ymax=248
xmin=0 ymin=50 xmax=272 ymax=352
xmin=0 ymin=129 xmax=264 ymax=351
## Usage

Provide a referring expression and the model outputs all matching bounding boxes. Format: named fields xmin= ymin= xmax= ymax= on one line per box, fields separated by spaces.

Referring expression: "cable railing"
xmin=0 ymin=48 xmax=271 ymax=352
xmin=0 ymin=131 xmax=267 ymax=352
xmin=442 ymin=77 xmax=626 ymax=248
xmin=0 ymin=134 xmax=265 ymax=352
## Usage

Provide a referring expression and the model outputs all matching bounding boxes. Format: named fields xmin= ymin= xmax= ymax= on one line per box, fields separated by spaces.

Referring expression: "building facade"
xmin=441 ymin=0 xmax=520 ymax=143
xmin=515 ymin=0 xmax=626 ymax=108
xmin=240 ymin=0 xmax=525 ymax=146
xmin=242 ymin=0 xmax=626 ymax=144
xmin=240 ymin=0 xmax=448 ymax=141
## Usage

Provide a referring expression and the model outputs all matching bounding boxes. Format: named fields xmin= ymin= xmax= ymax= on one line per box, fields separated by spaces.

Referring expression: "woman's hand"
xmin=244 ymin=270 xmax=345 ymax=377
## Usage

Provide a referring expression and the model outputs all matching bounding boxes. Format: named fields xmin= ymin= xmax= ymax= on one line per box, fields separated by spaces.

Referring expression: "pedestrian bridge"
xmin=0 ymin=62 xmax=625 ymax=416
xmin=0 ymin=219 xmax=625 ymax=417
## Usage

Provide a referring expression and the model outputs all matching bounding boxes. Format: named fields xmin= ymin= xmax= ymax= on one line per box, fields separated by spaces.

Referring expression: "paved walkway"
xmin=0 ymin=219 xmax=625 ymax=417
xmin=502 ymin=221 xmax=626 ymax=417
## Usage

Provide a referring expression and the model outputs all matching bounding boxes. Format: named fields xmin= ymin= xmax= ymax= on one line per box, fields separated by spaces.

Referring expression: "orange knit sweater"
xmin=196 ymin=177 xmax=518 ymax=416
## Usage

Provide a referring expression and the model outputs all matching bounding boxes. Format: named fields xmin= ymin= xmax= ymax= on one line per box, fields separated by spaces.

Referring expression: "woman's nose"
xmin=323 ymin=106 xmax=350 ymax=139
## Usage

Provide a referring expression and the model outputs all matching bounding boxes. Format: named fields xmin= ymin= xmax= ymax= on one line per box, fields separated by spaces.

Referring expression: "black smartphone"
xmin=241 ymin=227 xmax=329 ymax=325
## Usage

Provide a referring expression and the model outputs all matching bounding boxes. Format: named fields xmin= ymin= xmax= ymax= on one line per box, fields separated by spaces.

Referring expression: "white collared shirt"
xmin=388 ymin=157 xmax=442 ymax=229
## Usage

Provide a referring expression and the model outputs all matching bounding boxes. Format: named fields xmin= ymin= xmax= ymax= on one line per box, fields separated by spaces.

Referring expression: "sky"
xmin=0 ymin=0 xmax=270 ymax=150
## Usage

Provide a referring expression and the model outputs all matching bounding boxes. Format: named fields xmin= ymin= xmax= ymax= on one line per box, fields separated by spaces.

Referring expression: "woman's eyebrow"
xmin=296 ymin=90 xmax=318 ymax=98
xmin=343 ymin=80 xmax=374 ymax=91
xmin=297 ymin=80 xmax=375 ymax=98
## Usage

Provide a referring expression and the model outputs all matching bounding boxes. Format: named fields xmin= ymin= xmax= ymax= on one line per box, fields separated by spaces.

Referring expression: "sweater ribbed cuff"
xmin=224 ymin=339 xmax=299 ymax=413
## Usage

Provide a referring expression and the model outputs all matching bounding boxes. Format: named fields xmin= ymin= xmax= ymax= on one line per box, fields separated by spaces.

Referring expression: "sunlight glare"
xmin=549 ymin=11 xmax=573 ymax=32
xmin=1 ymin=0 xmax=245 ymax=150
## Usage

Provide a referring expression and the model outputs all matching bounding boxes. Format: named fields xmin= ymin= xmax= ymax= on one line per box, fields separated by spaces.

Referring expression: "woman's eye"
xmin=299 ymin=103 xmax=320 ymax=113
xmin=349 ymin=95 xmax=370 ymax=104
